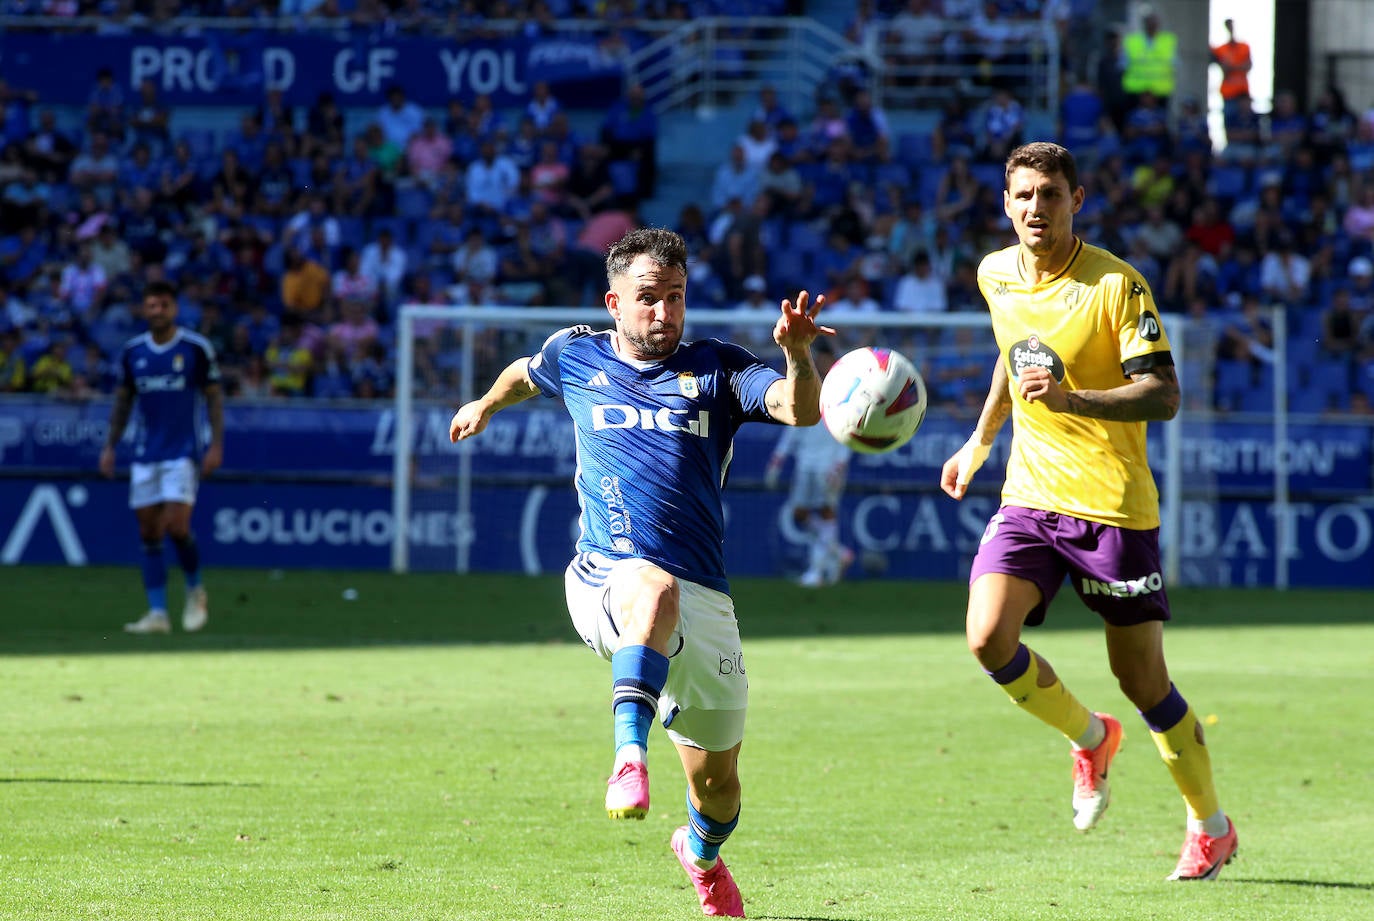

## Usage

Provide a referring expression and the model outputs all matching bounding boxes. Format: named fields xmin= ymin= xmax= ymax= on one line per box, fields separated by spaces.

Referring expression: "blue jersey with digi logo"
xmin=527 ymin=325 xmax=782 ymax=594
xmin=117 ymin=328 xmax=220 ymax=463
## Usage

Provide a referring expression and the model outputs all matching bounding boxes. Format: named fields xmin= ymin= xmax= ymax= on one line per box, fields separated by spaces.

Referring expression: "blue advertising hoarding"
xmin=3 ymin=396 xmax=1371 ymax=585
xmin=2 ymin=398 xmax=1371 ymax=498
xmin=2 ymin=477 xmax=1370 ymax=587
xmin=0 ymin=31 xmax=626 ymax=108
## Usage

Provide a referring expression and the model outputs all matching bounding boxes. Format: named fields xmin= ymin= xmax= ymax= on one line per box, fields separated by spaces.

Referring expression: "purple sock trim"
xmin=1140 ymin=683 xmax=1188 ymax=732
xmin=986 ymin=644 xmax=1032 ymax=686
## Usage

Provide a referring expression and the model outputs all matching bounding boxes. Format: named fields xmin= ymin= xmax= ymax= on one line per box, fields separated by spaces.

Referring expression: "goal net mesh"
xmin=391 ymin=304 xmax=1286 ymax=587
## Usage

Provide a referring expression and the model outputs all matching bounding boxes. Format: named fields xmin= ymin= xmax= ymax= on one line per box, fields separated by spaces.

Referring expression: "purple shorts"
xmin=969 ymin=506 xmax=1171 ymax=627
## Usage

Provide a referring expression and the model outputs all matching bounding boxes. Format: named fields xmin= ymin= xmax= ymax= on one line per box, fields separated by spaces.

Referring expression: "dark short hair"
xmin=1005 ymin=141 xmax=1079 ymax=192
xmin=605 ymin=227 xmax=688 ymax=287
xmin=144 ymin=279 xmax=178 ymax=301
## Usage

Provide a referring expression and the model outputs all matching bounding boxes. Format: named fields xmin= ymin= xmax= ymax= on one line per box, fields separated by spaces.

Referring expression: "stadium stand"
xmin=0 ymin=2 xmax=1370 ymax=420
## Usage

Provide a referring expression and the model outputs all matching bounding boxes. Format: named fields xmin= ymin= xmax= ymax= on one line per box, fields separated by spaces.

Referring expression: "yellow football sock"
xmin=997 ymin=647 xmax=1092 ymax=743
xmin=1149 ymin=707 xmax=1221 ymax=822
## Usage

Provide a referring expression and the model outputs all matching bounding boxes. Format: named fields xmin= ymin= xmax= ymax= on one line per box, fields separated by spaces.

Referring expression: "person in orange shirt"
xmin=281 ymin=249 xmax=330 ymax=314
xmin=1210 ymin=18 xmax=1252 ymax=141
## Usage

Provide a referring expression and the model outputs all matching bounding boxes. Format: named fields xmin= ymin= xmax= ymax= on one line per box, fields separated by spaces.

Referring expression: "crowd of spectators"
xmin=0 ymin=63 xmax=668 ymax=401
xmin=674 ymin=9 xmax=1374 ymax=416
xmin=2 ymin=6 xmax=1374 ymax=417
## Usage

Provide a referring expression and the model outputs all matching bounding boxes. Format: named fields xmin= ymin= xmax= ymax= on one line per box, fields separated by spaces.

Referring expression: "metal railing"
xmin=626 ymin=17 xmax=882 ymax=118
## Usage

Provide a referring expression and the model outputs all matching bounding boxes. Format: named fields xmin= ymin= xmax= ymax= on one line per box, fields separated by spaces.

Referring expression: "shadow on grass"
xmin=1231 ymin=878 xmax=1374 ymax=891
xmin=0 ymin=777 xmax=263 ymax=787
xmin=4 ymin=566 xmax=1372 ymax=657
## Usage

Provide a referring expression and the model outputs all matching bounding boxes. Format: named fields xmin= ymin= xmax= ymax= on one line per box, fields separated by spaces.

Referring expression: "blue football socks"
xmin=686 ymin=794 xmax=739 ymax=863
xmin=171 ymin=532 xmax=201 ymax=589
xmin=141 ymin=539 xmax=168 ymax=613
xmin=610 ymin=645 xmax=669 ymax=755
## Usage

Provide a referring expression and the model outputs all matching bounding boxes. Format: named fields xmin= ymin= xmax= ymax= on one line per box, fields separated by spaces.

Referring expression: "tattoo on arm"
xmin=105 ymin=389 xmax=133 ymax=448
xmin=973 ymin=360 xmax=1012 ymax=445
xmin=1064 ymin=365 xmax=1180 ymax=421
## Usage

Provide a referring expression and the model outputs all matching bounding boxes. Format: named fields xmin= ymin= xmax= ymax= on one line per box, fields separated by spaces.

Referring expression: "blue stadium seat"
xmin=1209 ymin=164 xmax=1250 ymax=203
xmin=1287 ymin=384 xmax=1328 ymax=414
xmin=1239 ymin=365 xmax=1275 ymax=413
xmin=608 ymin=159 xmax=640 ymax=198
xmin=897 ymin=132 xmax=933 ymax=166
xmin=181 ymin=128 xmax=217 ymax=160
xmin=970 ymin=163 xmax=1005 ymax=193
xmin=394 ymin=184 xmax=433 ymax=221
xmin=1310 ymin=358 xmax=1352 ymax=409
xmin=767 ymin=246 xmax=807 ymax=292
xmin=1213 ymin=358 xmax=1252 ymax=411
xmin=336 ymin=217 xmax=366 ymax=250
xmin=370 ymin=216 xmax=411 ymax=246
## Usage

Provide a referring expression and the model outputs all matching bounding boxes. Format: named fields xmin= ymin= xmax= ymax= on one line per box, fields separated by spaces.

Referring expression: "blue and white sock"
xmin=686 ymin=794 xmax=739 ymax=869
xmin=141 ymin=539 xmax=168 ymax=614
xmin=610 ymin=645 xmax=669 ymax=765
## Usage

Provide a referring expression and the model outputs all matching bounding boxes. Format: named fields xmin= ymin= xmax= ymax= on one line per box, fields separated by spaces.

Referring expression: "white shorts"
xmin=565 ymin=551 xmax=748 ymax=752
xmin=129 ymin=458 xmax=199 ymax=510
xmin=788 ymin=466 xmax=844 ymax=510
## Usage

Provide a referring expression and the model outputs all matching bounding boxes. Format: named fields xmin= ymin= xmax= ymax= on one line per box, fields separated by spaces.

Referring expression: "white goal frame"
xmin=393 ymin=304 xmax=1292 ymax=587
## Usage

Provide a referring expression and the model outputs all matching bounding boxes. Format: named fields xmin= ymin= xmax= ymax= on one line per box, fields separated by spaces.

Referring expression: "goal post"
xmin=391 ymin=304 xmax=1286 ymax=587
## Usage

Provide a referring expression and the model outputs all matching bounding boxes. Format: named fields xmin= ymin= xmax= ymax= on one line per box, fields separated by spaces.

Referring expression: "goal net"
xmin=391 ymin=304 xmax=1293 ymax=588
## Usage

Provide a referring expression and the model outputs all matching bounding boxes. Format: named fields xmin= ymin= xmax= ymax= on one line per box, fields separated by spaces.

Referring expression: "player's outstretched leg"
xmin=605 ymin=645 xmax=668 ymax=819
xmin=125 ymin=538 xmax=171 ymax=634
xmin=1141 ymin=684 xmax=1237 ymax=880
xmin=1071 ymin=712 xmax=1124 ymax=831
xmin=671 ymin=808 xmax=744 ymax=917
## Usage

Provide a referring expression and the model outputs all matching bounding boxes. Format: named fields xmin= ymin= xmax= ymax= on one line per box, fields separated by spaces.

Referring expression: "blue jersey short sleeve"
xmin=119 ymin=328 xmax=219 ymax=463
xmin=541 ymin=333 xmax=783 ymax=593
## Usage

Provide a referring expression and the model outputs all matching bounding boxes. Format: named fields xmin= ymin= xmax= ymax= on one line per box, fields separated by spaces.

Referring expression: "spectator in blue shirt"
xmin=600 ymin=82 xmax=658 ymax=197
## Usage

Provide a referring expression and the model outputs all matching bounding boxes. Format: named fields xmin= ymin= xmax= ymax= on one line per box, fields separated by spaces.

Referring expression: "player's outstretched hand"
xmin=940 ymin=437 xmax=991 ymax=501
xmin=774 ymin=289 xmax=836 ymax=350
xmin=449 ymin=401 xmax=488 ymax=442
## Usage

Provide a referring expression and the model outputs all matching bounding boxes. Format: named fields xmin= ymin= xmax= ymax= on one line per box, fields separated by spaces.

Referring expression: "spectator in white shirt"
xmin=359 ymin=228 xmax=408 ymax=307
xmin=710 ymin=144 xmax=760 ymax=213
xmin=736 ymin=119 xmax=778 ymax=171
xmin=1259 ymin=232 xmax=1311 ymax=305
xmin=525 ymin=80 xmax=562 ymax=131
xmin=465 ymin=140 xmax=521 ymax=217
xmin=59 ymin=243 xmax=108 ymax=320
xmin=285 ymin=194 xmax=341 ymax=253
xmin=891 ymin=251 xmax=948 ymax=313
xmin=377 ymin=85 xmax=426 ymax=149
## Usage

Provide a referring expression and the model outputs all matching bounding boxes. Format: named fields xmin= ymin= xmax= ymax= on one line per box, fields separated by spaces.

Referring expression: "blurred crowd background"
xmin=1 ymin=0 xmax=1372 ymax=417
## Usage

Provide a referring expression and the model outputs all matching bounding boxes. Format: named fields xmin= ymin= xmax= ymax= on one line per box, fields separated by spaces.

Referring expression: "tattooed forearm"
xmin=972 ymin=359 xmax=1013 ymax=445
xmin=1064 ymin=365 xmax=1180 ymax=422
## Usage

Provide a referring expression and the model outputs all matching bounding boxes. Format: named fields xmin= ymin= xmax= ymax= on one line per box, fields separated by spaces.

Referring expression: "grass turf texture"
xmin=2 ymin=566 xmax=1371 ymax=920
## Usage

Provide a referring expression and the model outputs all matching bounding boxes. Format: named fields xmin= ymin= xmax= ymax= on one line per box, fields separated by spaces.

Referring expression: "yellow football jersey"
xmin=977 ymin=238 xmax=1173 ymax=529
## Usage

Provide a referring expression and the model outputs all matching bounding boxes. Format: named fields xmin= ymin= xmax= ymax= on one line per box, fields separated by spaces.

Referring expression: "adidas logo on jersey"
xmin=586 ymin=371 xmax=610 ymax=387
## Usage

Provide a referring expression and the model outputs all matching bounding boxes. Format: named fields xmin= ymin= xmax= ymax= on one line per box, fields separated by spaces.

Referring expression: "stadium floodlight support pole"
xmin=1162 ymin=313 xmax=1184 ymax=589
xmin=1272 ymin=304 xmax=1290 ymax=591
xmin=392 ymin=306 xmax=415 ymax=573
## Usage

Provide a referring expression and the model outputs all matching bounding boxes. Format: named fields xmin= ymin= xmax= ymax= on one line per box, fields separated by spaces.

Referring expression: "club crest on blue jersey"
xmin=677 ymin=371 xmax=699 ymax=398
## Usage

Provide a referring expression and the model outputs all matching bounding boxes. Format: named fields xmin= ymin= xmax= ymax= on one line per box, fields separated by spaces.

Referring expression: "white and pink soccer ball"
xmin=819 ymin=346 xmax=928 ymax=454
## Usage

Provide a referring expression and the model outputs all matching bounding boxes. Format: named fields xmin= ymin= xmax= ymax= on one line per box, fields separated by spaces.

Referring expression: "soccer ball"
xmin=819 ymin=346 xmax=928 ymax=454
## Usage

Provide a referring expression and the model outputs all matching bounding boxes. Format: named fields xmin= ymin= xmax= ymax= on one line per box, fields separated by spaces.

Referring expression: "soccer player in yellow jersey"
xmin=940 ymin=142 xmax=1238 ymax=880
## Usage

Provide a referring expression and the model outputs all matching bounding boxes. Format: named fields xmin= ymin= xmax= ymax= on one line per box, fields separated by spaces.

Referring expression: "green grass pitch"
xmin=2 ymin=566 xmax=1371 ymax=920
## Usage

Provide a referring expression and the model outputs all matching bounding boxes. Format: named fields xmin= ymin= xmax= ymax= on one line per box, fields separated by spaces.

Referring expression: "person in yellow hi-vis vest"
xmin=1122 ymin=4 xmax=1178 ymax=112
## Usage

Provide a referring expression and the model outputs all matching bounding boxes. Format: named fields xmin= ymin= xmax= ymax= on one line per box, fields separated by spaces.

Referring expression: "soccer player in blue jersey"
xmin=450 ymin=228 xmax=832 ymax=918
xmin=100 ymin=280 xmax=224 ymax=634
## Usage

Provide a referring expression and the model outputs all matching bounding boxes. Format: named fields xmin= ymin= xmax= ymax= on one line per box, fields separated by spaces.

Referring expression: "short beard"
xmin=623 ymin=326 xmax=678 ymax=358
